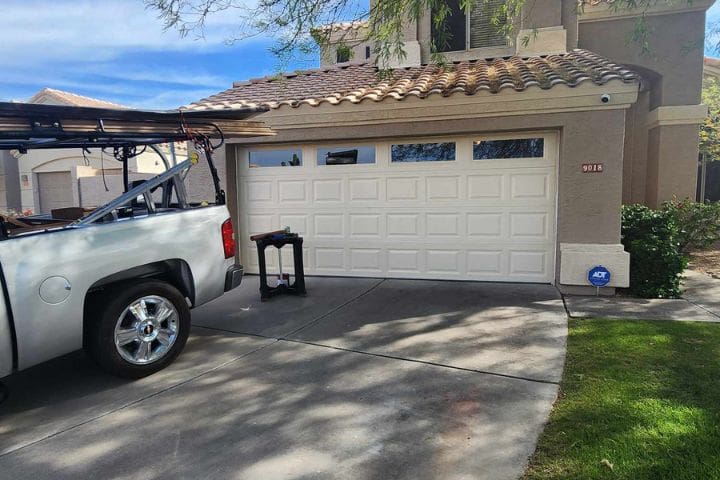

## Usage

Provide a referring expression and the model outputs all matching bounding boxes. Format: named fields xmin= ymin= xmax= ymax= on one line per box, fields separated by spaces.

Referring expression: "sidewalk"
xmin=563 ymin=270 xmax=720 ymax=322
xmin=682 ymin=270 xmax=720 ymax=318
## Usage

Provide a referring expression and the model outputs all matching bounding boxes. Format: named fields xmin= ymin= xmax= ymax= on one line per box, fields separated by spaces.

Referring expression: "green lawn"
xmin=524 ymin=319 xmax=720 ymax=480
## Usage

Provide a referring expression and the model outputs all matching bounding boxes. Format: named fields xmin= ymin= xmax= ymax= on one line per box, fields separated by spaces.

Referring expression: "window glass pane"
xmin=336 ymin=48 xmax=350 ymax=63
xmin=391 ymin=142 xmax=456 ymax=162
xmin=473 ymin=138 xmax=544 ymax=160
xmin=431 ymin=0 xmax=466 ymax=52
xmin=317 ymin=146 xmax=376 ymax=165
xmin=248 ymin=149 xmax=302 ymax=167
xmin=469 ymin=0 xmax=507 ymax=48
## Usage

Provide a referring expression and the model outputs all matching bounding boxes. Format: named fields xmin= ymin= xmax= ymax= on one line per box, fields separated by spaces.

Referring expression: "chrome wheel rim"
xmin=114 ymin=295 xmax=179 ymax=365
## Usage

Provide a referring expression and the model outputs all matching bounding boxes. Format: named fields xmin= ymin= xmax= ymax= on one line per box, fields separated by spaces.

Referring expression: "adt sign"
xmin=588 ymin=265 xmax=611 ymax=287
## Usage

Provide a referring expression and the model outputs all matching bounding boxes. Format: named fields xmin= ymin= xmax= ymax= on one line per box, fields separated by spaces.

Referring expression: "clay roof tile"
xmin=185 ymin=49 xmax=638 ymax=111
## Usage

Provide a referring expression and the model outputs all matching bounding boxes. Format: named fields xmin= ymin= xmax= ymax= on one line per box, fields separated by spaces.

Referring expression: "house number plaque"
xmin=582 ymin=163 xmax=603 ymax=173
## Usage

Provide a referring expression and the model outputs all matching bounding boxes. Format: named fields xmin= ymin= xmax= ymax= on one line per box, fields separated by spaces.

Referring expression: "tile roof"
xmin=704 ymin=56 xmax=720 ymax=68
xmin=704 ymin=56 xmax=720 ymax=79
xmin=578 ymin=0 xmax=616 ymax=5
xmin=315 ymin=20 xmax=368 ymax=33
xmin=186 ymin=49 xmax=639 ymax=111
xmin=27 ymin=88 xmax=127 ymax=109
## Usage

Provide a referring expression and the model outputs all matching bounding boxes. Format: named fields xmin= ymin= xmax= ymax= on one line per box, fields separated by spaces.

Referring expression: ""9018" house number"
xmin=582 ymin=163 xmax=603 ymax=173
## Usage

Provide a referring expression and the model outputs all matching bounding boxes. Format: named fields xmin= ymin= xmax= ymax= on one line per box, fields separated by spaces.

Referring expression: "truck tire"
xmin=85 ymin=280 xmax=191 ymax=378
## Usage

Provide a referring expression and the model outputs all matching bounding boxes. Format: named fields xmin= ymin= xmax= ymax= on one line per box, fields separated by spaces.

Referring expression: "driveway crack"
xmin=193 ymin=326 xmax=560 ymax=386
xmin=281 ymin=278 xmax=386 ymax=339
xmin=683 ymin=296 xmax=720 ymax=321
xmin=279 ymin=338 xmax=560 ymax=386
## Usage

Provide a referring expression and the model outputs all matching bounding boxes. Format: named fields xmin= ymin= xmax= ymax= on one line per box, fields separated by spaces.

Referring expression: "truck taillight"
xmin=221 ymin=219 xmax=235 ymax=259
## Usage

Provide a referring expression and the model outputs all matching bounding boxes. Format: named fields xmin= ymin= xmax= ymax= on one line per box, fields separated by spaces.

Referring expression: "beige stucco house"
xmin=185 ymin=0 xmax=712 ymax=294
xmin=0 ymin=88 xmax=170 ymax=214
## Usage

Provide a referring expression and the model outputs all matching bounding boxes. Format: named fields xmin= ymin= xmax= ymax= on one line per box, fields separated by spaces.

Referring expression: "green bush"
xmin=661 ymin=198 xmax=720 ymax=253
xmin=621 ymin=204 xmax=687 ymax=298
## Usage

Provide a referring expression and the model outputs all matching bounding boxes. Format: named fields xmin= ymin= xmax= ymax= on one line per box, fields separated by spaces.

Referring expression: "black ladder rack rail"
xmin=0 ymin=101 xmax=272 ymax=152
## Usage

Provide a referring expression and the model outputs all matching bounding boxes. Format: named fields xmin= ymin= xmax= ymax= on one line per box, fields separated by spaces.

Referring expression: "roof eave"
xmin=228 ymin=79 xmax=640 ymax=135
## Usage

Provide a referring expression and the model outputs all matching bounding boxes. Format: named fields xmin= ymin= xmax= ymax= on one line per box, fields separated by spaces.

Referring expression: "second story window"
xmin=336 ymin=46 xmax=351 ymax=63
xmin=432 ymin=0 xmax=508 ymax=52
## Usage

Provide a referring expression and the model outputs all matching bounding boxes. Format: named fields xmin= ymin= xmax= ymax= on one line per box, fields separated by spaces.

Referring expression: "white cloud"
xmin=0 ymin=0 xmax=253 ymax=67
xmin=125 ymin=88 xmax=223 ymax=109
xmin=0 ymin=0 xmax=321 ymax=108
xmin=82 ymin=64 xmax=231 ymax=88
xmin=0 ymin=0 xmax=265 ymax=108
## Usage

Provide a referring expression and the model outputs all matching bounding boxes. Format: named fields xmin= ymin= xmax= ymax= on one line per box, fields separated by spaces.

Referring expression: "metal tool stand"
xmin=255 ymin=234 xmax=306 ymax=301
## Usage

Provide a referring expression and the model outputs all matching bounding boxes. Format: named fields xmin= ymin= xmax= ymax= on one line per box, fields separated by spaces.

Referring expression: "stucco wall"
xmin=646 ymin=123 xmax=701 ymax=205
xmin=224 ymin=145 xmax=241 ymax=264
xmin=526 ymin=0 xmax=562 ymax=29
xmin=0 ymin=152 xmax=20 ymax=212
xmin=622 ymin=89 xmax=651 ymax=204
xmin=320 ymin=26 xmax=373 ymax=67
xmin=77 ymin=173 xmax=152 ymax=208
xmin=579 ymin=11 xmax=705 ymax=109
xmin=0 ymin=156 xmax=7 ymax=211
xmin=184 ymin=145 xmax=227 ymax=204
xmin=561 ymin=0 xmax=578 ymax=50
xmin=580 ymin=10 xmax=706 ymax=205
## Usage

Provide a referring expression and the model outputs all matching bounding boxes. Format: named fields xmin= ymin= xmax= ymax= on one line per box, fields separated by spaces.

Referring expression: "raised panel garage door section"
xmin=237 ymin=133 xmax=557 ymax=283
xmin=37 ymin=171 xmax=74 ymax=213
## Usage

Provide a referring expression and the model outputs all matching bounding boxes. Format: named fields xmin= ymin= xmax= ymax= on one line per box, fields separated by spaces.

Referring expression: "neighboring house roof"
xmin=704 ymin=57 xmax=720 ymax=78
xmin=578 ymin=0 xmax=616 ymax=4
xmin=315 ymin=20 xmax=369 ymax=33
xmin=27 ymin=88 xmax=126 ymax=109
xmin=186 ymin=49 xmax=639 ymax=111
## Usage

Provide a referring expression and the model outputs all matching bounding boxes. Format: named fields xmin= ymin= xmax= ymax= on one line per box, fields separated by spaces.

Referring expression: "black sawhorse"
xmin=254 ymin=233 xmax=306 ymax=301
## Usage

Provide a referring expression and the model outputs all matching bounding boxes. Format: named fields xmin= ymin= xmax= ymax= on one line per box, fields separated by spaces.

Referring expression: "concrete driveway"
xmin=0 ymin=276 xmax=567 ymax=480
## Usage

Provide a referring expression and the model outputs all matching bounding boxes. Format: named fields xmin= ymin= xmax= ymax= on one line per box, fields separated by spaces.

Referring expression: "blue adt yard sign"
xmin=588 ymin=265 xmax=611 ymax=287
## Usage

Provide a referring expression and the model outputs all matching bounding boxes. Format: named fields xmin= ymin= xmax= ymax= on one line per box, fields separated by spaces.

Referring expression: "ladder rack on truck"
xmin=0 ymin=102 xmax=274 ymax=384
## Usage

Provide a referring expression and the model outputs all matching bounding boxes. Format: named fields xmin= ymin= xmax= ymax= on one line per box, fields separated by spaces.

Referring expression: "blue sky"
xmin=0 ymin=0 xmax=316 ymax=109
xmin=1 ymin=0 xmax=719 ymax=109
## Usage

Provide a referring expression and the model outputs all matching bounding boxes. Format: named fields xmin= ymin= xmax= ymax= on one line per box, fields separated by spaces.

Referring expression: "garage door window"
xmin=473 ymin=138 xmax=544 ymax=160
xmin=391 ymin=142 xmax=456 ymax=162
xmin=249 ymin=149 xmax=302 ymax=167
xmin=317 ymin=146 xmax=376 ymax=165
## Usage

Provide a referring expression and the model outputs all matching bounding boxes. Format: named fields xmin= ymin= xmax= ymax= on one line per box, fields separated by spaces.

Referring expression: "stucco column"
xmin=556 ymin=110 xmax=626 ymax=246
xmin=224 ymin=144 xmax=243 ymax=265
xmin=0 ymin=151 xmax=21 ymax=212
xmin=555 ymin=109 xmax=631 ymax=295
xmin=644 ymin=105 xmax=707 ymax=206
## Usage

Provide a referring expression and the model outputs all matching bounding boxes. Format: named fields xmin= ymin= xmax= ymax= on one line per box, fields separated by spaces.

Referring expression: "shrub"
xmin=621 ymin=204 xmax=687 ymax=298
xmin=661 ymin=198 xmax=720 ymax=253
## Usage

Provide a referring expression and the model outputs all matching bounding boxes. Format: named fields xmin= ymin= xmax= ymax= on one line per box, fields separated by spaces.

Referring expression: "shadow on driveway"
xmin=0 ymin=276 xmax=567 ymax=480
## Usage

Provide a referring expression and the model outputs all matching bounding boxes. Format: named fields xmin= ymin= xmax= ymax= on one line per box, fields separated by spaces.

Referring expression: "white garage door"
xmin=237 ymin=132 xmax=557 ymax=283
xmin=37 ymin=172 xmax=74 ymax=214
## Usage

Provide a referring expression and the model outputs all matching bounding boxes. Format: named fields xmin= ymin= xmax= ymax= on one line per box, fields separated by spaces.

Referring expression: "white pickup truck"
xmin=0 ymin=102 xmax=272 ymax=380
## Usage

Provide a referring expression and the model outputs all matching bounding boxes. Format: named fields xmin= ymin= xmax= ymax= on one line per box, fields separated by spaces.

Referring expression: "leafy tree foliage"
xmin=662 ymin=198 xmax=720 ymax=253
xmin=144 ymin=0 xmax=703 ymax=66
xmin=700 ymin=75 xmax=720 ymax=161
